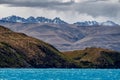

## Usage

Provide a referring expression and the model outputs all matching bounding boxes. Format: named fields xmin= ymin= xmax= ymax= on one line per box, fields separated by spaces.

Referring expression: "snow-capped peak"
xmin=0 ymin=15 xmax=119 ymax=26
xmin=74 ymin=20 xmax=119 ymax=26
xmin=74 ymin=21 xmax=99 ymax=26
xmin=101 ymin=21 xmax=118 ymax=26
xmin=0 ymin=16 xmax=67 ymax=24
xmin=52 ymin=17 xmax=67 ymax=24
xmin=1 ymin=15 xmax=25 ymax=23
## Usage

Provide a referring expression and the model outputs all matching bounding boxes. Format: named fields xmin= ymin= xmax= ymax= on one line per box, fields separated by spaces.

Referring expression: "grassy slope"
xmin=63 ymin=47 xmax=120 ymax=68
xmin=0 ymin=25 xmax=72 ymax=68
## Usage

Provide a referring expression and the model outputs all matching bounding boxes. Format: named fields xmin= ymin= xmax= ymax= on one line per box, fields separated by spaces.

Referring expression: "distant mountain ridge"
xmin=0 ymin=15 xmax=67 ymax=24
xmin=0 ymin=15 xmax=119 ymax=26
xmin=74 ymin=20 xmax=119 ymax=26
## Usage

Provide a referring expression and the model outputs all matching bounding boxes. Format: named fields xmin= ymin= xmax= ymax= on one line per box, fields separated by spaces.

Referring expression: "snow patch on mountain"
xmin=0 ymin=15 xmax=67 ymax=24
xmin=0 ymin=15 xmax=119 ymax=26
xmin=101 ymin=21 xmax=118 ymax=26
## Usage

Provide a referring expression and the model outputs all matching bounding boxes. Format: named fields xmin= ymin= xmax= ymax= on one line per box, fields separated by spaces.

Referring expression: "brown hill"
xmin=63 ymin=47 xmax=120 ymax=68
xmin=0 ymin=25 xmax=72 ymax=68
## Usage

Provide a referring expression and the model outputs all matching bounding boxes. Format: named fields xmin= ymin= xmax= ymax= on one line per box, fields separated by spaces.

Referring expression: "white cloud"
xmin=62 ymin=0 xmax=71 ymax=2
xmin=0 ymin=0 xmax=120 ymax=24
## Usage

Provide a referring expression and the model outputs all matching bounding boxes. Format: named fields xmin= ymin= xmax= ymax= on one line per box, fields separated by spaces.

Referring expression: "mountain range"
xmin=0 ymin=15 xmax=119 ymax=26
xmin=0 ymin=15 xmax=67 ymax=24
xmin=0 ymin=15 xmax=120 ymax=52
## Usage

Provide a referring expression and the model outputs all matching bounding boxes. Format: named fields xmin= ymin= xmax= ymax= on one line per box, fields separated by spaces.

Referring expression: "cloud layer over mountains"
xmin=0 ymin=0 xmax=120 ymax=23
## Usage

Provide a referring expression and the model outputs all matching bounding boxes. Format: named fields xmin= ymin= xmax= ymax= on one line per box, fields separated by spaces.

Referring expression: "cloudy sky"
xmin=0 ymin=0 xmax=120 ymax=23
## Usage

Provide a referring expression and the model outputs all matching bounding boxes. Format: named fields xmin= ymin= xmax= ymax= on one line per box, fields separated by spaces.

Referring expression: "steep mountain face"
xmin=0 ymin=25 xmax=73 ymax=68
xmin=63 ymin=47 xmax=120 ymax=68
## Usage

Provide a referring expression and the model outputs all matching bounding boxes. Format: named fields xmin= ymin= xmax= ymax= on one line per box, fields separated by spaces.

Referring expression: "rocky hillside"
xmin=0 ymin=25 xmax=73 ymax=68
xmin=63 ymin=47 xmax=120 ymax=68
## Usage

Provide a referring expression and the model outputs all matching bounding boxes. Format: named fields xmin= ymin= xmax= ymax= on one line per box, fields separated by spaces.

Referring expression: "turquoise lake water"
xmin=0 ymin=69 xmax=120 ymax=80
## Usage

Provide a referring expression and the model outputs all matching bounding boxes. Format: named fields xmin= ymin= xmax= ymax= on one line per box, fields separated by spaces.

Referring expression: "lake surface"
xmin=0 ymin=69 xmax=120 ymax=80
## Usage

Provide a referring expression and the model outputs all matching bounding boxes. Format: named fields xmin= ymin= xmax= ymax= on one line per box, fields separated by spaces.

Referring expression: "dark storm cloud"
xmin=89 ymin=0 xmax=109 ymax=2
xmin=73 ymin=2 xmax=120 ymax=18
xmin=0 ymin=0 xmax=74 ymax=7
xmin=0 ymin=0 xmax=120 ymax=18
